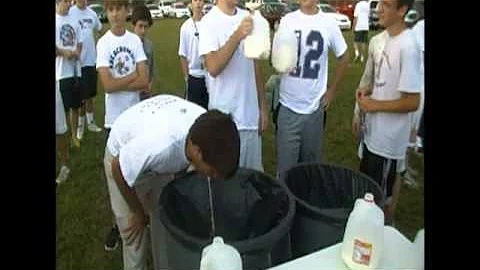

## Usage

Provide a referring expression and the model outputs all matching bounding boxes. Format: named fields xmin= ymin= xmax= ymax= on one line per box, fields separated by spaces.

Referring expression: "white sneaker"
xmin=76 ymin=124 xmax=85 ymax=140
xmin=56 ymin=165 xmax=70 ymax=184
xmin=87 ymin=123 xmax=102 ymax=132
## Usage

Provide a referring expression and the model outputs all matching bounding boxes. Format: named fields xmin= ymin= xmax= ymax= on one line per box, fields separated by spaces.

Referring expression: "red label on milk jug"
xmin=352 ymin=239 xmax=372 ymax=265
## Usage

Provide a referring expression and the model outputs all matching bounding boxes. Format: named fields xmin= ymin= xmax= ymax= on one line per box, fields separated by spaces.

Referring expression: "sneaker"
xmin=104 ymin=226 xmax=120 ymax=251
xmin=56 ymin=165 xmax=70 ymax=184
xmin=87 ymin=123 xmax=102 ymax=132
xmin=76 ymin=124 xmax=85 ymax=140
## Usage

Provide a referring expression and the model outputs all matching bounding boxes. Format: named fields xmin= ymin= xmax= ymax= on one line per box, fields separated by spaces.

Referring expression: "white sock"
xmin=86 ymin=113 xmax=94 ymax=124
xmin=354 ymin=50 xmax=359 ymax=58
xmin=78 ymin=116 xmax=85 ymax=127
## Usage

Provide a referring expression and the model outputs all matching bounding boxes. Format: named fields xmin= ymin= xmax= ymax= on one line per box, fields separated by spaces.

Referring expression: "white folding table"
xmin=268 ymin=226 xmax=422 ymax=270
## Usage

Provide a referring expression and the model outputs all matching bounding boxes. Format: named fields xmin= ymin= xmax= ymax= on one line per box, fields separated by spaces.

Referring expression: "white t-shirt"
xmin=107 ymin=95 xmax=206 ymax=187
xmin=96 ymin=30 xmax=147 ymax=128
xmin=198 ymin=6 xmax=258 ymax=130
xmin=413 ymin=19 xmax=424 ymax=89
xmin=179 ymin=18 xmax=206 ymax=78
xmin=69 ymin=5 xmax=102 ymax=67
xmin=56 ymin=14 xmax=83 ymax=80
xmin=363 ymin=29 xmax=421 ymax=160
xmin=278 ymin=10 xmax=347 ymax=114
xmin=354 ymin=0 xmax=370 ymax=31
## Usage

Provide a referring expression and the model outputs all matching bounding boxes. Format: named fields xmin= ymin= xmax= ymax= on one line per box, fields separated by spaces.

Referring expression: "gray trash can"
xmin=158 ymin=168 xmax=295 ymax=270
xmin=284 ymin=163 xmax=384 ymax=259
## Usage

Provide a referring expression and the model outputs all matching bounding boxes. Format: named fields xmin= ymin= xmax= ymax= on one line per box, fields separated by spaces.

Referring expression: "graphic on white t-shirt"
xmin=60 ymin=24 xmax=76 ymax=47
xmin=289 ymin=29 xmax=324 ymax=80
xmin=109 ymin=46 xmax=137 ymax=77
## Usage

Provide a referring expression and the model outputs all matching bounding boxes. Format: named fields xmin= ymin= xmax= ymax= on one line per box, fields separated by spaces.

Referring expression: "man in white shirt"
xmin=69 ymin=0 xmax=103 ymax=140
xmin=275 ymin=0 xmax=349 ymax=179
xmin=56 ymin=0 xmax=84 ymax=148
xmin=105 ymin=95 xmax=240 ymax=270
xmin=352 ymin=0 xmax=370 ymax=63
xmin=355 ymin=0 xmax=420 ymax=224
xmin=179 ymin=0 xmax=209 ymax=109
xmin=198 ymin=0 xmax=269 ymax=172
xmin=96 ymin=0 xmax=149 ymax=258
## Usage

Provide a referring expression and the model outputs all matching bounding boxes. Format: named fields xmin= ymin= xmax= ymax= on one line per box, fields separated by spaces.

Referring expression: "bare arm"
xmin=111 ymin=157 xmax=144 ymax=216
xmin=330 ymin=52 xmax=349 ymax=92
xmin=180 ymin=56 xmax=189 ymax=80
xmin=357 ymin=91 xmax=420 ymax=113
xmin=321 ymin=52 xmax=349 ymax=108
xmin=254 ymin=60 xmax=268 ymax=133
xmin=352 ymin=17 xmax=357 ymax=31
xmin=126 ymin=61 xmax=149 ymax=90
xmin=97 ymin=67 xmax=138 ymax=93
xmin=111 ymin=156 xmax=148 ymax=248
xmin=204 ymin=16 xmax=253 ymax=77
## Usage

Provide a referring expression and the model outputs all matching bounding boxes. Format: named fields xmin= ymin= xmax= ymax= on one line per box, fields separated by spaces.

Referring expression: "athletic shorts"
xmin=59 ymin=77 xmax=82 ymax=110
xmin=80 ymin=66 xmax=97 ymax=100
xmin=359 ymin=143 xmax=397 ymax=200
xmin=354 ymin=30 xmax=369 ymax=43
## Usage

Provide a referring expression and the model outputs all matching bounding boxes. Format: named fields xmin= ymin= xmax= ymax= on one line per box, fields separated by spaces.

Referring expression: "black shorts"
xmin=186 ymin=75 xmax=209 ymax=110
xmin=359 ymin=143 xmax=397 ymax=200
xmin=59 ymin=77 xmax=83 ymax=111
xmin=354 ymin=30 xmax=369 ymax=43
xmin=80 ymin=66 xmax=98 ymax=100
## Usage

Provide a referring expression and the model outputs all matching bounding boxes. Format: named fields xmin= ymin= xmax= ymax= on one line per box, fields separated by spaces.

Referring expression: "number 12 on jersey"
xmin=289 ymin=30 xmax=324 ymax=79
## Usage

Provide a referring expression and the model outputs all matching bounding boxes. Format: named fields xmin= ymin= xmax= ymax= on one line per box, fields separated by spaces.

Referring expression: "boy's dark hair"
xmin=103 ymin=0 xmax=129 ymax=10
xmin=132 ymin=3 xmax=153 ymax=26
xmin=397 ymin=0 xmax=415 ymax=16
xmin=188 ymin=109 xmax=240 ymax=179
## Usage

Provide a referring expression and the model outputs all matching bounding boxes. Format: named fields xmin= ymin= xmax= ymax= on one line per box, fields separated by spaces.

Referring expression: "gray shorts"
xmin=276 ymin=103 xmax=325 ymax=179
xmin=239 ymin=130 xmax=264 ymax=172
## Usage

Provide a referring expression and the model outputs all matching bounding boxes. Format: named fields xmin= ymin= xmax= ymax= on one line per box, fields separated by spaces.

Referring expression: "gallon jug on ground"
xmin=200 ymin=236 xmax=243 ymax=270
xmin=271 ymin=26 xmax=298 ymax=73
xmin=243 ymin=9 xmax=271 ymax=59
xmin=341 ymin=193 xmax=384 ymax=270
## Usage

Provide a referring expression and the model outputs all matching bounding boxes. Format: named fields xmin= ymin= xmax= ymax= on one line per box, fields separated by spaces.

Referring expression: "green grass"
xmin=56 ymin=18 xmax=424 ymax=269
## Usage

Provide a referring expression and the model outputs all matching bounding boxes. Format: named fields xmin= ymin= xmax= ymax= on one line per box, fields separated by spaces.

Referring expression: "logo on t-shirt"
xmin=79 ymin=18 xmax=93 ymax=30
xmin=109 ymin=46 xmax=136 ymax=77
xmin=60 ymin=24 xmax=76 ymax=47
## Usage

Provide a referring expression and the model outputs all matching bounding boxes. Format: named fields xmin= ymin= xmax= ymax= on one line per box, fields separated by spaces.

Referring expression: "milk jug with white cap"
xmin=271 ymin=26 xmax=298 ymax=73
xmin=200 ymin=236 xmax=243 ymax=270
xmin=341 ymin=193 xmax=384 ymax=270
xmin=243 ymin=1 xmax=271 ymax=60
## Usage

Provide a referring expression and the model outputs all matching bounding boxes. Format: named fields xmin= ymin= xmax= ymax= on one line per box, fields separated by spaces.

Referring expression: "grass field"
xmin=56 ymin=18 xmax=424 ymax=270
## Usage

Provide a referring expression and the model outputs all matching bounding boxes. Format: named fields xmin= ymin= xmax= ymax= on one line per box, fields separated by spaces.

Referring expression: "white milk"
xmin=341 ymin=193 xmax=384 ymax=270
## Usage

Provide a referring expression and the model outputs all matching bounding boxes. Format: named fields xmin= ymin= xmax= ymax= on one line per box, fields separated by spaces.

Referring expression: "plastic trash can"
xmin=158 ymin=168 xmax=296 ymax=270
xmin=284 ymin=163 xmax=384 ymax=259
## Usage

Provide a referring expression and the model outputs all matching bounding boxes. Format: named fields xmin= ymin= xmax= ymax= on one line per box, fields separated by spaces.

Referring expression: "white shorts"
xmin=56 ymin=81 xmax=67 ymax=135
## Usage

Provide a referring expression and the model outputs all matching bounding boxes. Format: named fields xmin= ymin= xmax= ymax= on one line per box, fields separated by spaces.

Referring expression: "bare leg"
xmin=70 ymin=108 xmax=80 ymax=147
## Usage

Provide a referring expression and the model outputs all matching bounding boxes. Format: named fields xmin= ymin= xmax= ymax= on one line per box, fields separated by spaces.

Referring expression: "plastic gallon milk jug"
xmin=200 ymin=236 xmax=243 ymax=270
xmin=271 ymin=27 xmax=298 ymax=73
xmin=341 ymin=193 xmax=384 ymax=270
xmin=244 ymin=10 xmax=271 ymax=59
xmin=412 ymin=229 xmax=425 ymax=269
